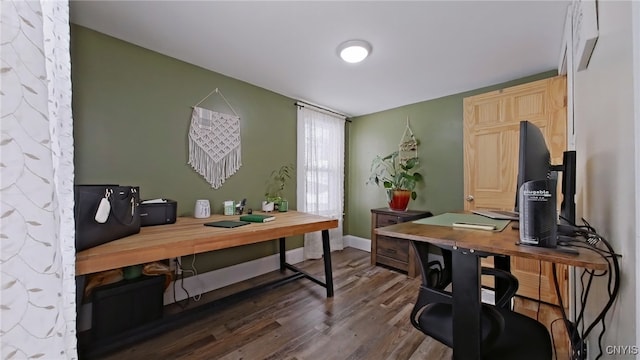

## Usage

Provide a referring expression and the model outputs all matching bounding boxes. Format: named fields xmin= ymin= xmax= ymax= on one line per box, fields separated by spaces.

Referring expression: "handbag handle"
xmin=107 ymin=187 xmax=139 ymax=226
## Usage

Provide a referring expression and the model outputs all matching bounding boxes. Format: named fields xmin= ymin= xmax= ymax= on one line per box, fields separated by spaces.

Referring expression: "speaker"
xmin=519 ymin=179 xmax=557 ymax=248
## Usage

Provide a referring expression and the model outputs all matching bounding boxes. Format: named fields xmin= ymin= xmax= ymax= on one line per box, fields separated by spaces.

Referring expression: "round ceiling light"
xmin=337 ymin=40 xmax=372 ymax=64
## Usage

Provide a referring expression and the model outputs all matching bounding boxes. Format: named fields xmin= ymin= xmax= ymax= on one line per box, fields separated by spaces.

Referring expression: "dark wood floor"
xmin=94 ymin=247 xmax=451 ymax=360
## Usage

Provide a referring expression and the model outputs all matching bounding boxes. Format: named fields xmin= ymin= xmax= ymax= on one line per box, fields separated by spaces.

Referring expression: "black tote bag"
xmin=74 ymin=185 xmax=141 ymax=252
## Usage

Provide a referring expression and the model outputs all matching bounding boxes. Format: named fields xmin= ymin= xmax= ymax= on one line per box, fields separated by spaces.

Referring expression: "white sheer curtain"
xmin=1 ymin=1 xmax=77 ymax=358
xmin=296 ymin=105 xmax=345 ymax=259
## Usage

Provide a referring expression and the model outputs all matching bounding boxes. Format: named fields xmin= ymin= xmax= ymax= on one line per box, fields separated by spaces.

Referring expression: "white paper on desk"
xmin=142 ymin=198 xmax=167 ymax=204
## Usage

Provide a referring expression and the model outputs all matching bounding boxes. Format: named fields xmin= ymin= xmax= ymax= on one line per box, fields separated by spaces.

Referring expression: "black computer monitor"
xmin=516 ymin=120 xmax=552 ymax=198
xmin=516 ymin=120 xmax=577 ymax=245
xmin=516 ymin=121 xmax=554 ymax=247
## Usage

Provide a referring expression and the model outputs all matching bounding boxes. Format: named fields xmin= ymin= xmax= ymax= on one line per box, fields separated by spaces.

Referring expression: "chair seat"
xmin=409 ymin=241 xmax=552 ymax=360
xmin=483 ymin=307 xmax=552 ymax=360
xmin=417 ymin=304 xmax=552 ymax=360
xmin=417 ymin=303 xmax=504 ymax=352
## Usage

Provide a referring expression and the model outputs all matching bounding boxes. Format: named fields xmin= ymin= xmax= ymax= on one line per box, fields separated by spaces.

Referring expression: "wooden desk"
xmin=375 ymin=221 xmax=607 ymax=360
xmin=78 ymin=211 xmax=337 ymax=270
xmin=77 ymin=211 xmax=338 ymax=358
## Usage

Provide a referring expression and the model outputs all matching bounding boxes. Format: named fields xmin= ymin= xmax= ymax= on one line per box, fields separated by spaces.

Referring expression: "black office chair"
xmin=409 ymin=241 xmax=552 ymax=360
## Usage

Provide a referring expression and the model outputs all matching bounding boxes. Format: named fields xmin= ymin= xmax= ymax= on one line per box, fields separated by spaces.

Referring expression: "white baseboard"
xmin=343 ymin=235 xmax=371 ymax=252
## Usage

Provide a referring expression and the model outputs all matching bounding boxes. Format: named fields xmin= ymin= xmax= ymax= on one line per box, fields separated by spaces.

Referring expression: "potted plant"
xmin=367 ymin=151 xmax=423 ymax=211
xmin=264 ymin=164 xmax=294 ymax=212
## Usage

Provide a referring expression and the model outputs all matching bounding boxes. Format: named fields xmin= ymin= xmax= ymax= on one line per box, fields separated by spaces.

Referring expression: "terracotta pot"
xmin=386 ymin=189 xmax=411 ymax=211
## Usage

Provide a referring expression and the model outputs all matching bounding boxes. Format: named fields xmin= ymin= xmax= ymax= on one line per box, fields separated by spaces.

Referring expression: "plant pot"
xmin=262 ymin=201 xmax=275 ymax=212
xmin=278 ymin=199 xmax=288 ymax=212
xmin=386 ymin=189 xmax=411 ymax=211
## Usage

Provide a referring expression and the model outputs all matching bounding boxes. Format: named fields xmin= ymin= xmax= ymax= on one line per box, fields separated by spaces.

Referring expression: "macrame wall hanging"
xmin=188 ymin=88 xmax=242 ymax=189
xmin=399 ymin=117 xmax=418 ymax=165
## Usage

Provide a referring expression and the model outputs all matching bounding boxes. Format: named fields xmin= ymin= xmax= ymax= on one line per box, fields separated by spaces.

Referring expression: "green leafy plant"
xmin=367 ymin=151 xmax=423 ymax=200
xmin=265 ymin=164 xmax=294 ymax=203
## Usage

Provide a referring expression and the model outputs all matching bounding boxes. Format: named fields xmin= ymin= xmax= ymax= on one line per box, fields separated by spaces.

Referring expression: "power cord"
xmin=189 ymin=255 xmax=202 ymax=302
xmin=550 ymin=218 xmax=621 ymax=360
xmin=172 ymin=268 xmax=191 ymax=309
xmin=537 ymin=260 xmax=542 ymax=321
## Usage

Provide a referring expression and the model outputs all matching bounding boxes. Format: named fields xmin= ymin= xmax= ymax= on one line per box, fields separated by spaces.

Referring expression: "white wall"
xmin=573 ymin=0 xmax=637 ymax=357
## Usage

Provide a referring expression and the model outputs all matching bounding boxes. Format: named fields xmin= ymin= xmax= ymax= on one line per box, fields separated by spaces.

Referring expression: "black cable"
xmin=550 ymin=317 xmax=566 ymax=360
xmin=552 ymin=264 xmax=582 ymax=359
xmin=588 ymin=236 xmax=619 ymax=360
xmin=575 ymin=247 xmax=612 ymax=359
xmin=596 ymin=318 xmax=607 ymax=360
xmin=552 ymin=221 xmax=621 ymax=360
xmin=537 ymin=260 xmax=542 ymax=321
xmin=576 ymin=268 xmax=595 ymax=338
xmin=557 ymin=219 xmax=620 ymax=360
xmin=171 ymin=268 xmax=191 ymax=309
xmin=581 ymin=235 xmax=619 ymax=338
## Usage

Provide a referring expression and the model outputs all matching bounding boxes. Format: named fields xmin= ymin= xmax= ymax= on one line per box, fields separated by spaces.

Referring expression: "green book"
xmin=239 ymin=214 xmax=276 ymax=223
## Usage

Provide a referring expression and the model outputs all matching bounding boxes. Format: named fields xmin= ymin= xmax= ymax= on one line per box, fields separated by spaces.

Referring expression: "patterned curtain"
xmin=296 ymin=106 xmax=345 ymax=259
xmin=1 ymin=1 xmax=77 ymax=358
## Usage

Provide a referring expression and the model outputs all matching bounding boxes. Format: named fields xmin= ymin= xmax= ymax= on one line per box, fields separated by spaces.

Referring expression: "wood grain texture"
xmin=93 ymin=248 xmax=452 ymax=360
xmin=461 ymin=76 xmax=571 ymax=307
xmin=370 ymin=209 xmax=431 ymax=278
xmin=375 ymin=221 xmax=608 ymax=270
xmin=76 ymin=211 xmax=338 ymax=275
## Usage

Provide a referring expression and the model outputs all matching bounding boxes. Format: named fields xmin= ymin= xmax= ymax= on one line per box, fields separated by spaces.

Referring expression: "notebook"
xmin=471 ymin=209 xmax=519 ymax=221
xmin=239 ymin=214 xmax=276 ymax=223
xmin=204 ymin=220 xmax=251 ymax=228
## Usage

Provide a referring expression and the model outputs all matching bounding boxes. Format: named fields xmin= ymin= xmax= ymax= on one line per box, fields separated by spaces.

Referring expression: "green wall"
xmin=72 ymin=24 xmax=559 ymax=269
xmin=71 ymin=25 xmax=300 ymax=272
xmin=345 ymin=71 xmax=558 ymax=239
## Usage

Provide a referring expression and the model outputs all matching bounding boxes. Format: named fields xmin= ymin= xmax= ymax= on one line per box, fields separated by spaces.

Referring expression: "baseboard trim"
xmin=343 ymin=235 xmax=371 ymax=252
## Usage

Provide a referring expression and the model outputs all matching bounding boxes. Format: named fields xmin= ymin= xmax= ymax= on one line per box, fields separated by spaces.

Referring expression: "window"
xmin=296 ymin=105 xmax=345 ymax=258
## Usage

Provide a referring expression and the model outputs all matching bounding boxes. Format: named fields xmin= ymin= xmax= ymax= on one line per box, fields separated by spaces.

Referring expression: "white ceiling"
xmin=69 ymin=1 xmax=570 ymax=117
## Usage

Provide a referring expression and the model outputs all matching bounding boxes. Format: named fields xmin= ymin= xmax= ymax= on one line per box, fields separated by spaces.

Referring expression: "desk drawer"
xmin=376 ymin=235 xmax=409 ymax=262
xmin=376 ymin=254 xmax=409 ymax=272
xmin=376 ymin=214 xmax=400 ymax=228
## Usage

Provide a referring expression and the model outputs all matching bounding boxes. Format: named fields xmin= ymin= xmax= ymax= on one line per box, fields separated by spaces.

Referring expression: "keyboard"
xmin=472 ymin=209 xmax=519 ymax=220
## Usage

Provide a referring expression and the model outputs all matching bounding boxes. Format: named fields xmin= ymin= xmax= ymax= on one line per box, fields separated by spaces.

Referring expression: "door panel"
xmin=463 ymin=76 xmax=568 ymax=306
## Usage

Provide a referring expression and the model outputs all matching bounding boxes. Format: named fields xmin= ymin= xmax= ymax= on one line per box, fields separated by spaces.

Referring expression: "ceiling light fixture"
xmin=337 ymin=40 xmax=372 ymax=64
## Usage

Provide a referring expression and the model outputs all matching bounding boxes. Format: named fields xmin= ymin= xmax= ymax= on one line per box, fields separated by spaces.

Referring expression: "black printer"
xmin=139 ymin=199 xmax=177 ymax=226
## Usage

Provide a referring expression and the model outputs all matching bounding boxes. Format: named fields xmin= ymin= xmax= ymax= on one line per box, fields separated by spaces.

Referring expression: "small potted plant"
xmin=367 ymin=151 xmax=423 ymax=211
xmin=264 ymin=164 xmax=294 ymax=212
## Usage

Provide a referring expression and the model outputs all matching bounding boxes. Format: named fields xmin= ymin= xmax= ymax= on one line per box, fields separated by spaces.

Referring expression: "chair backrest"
xmin=410 ymin=240 xmax=552 ymax=360
xmin=412 ymin=237 xmax=450 ymax=289
xmin=409 ymin=240 xmax=518 ymax=353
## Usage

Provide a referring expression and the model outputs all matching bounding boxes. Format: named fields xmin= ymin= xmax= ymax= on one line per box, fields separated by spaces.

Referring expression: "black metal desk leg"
xmin=279 ymin=237 xmax=286 ymax=272
xmin=452 ymin=249 xmax=482 ymax=360
xmin=321 ymin=229 xmax=334 ymax=297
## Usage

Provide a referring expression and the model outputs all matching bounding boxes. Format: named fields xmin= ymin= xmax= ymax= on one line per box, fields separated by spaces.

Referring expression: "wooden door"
xmin=463 ymin=76 xmax=569 ymax=305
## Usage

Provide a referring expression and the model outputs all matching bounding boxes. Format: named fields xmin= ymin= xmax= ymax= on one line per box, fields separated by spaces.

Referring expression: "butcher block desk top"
xmin=76 ymin=211 xmax=338 ymax=276
xmin=375 ymin=221 xmax=608 ymax=270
